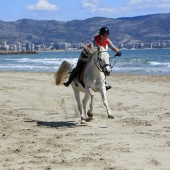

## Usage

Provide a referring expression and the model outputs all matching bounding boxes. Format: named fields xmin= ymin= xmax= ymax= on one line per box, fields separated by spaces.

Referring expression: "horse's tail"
xmin=54 ymin=60 xmax=74 ymax=85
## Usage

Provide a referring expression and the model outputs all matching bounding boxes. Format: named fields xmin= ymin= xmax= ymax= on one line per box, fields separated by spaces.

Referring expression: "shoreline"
xmin=1 ymin=48 xmax=169 ymax=55
xmin=0 ymin=70 xmax=170 ymax=76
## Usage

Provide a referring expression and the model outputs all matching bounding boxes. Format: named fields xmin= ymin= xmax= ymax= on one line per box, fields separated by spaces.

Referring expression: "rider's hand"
xmin=115 ymin=52 xmax=122 ymax=57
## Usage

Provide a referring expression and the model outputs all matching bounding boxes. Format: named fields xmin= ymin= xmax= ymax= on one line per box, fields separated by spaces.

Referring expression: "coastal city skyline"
xmin=0 ymin=39 xmax=170 ymax=54
xmin=1 ymin=0 xmax=170 ymax=22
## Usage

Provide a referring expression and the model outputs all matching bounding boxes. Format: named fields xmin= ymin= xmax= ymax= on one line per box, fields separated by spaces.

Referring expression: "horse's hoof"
xmin=87 ymin=111 xmax=93 ymax=117
xmin=85 ymin=117 xmax=93 ymax=122
xmin=108 ymin=114 xmax=114 ymax=119
xmin=81 ymin=120 xmax=87 ymax=124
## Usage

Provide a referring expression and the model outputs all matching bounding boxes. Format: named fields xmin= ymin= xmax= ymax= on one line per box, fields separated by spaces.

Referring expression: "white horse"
xmin=54 ymin=45 xmax=114 ymax=123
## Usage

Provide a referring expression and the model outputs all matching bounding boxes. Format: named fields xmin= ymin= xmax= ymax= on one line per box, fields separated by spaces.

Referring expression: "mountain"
xmin=0 ymin=13 xmax=170 ymax=45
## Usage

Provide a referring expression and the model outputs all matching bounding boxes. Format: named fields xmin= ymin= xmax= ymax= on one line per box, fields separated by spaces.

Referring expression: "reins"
xmin=92 ymin=51 xmax=104 ymax=72
xmin=110 ymin=55 xmax=119 ymax=67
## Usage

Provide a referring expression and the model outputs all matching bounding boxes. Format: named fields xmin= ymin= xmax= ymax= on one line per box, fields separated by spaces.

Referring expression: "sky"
xmin=1 ymin=0 xmax=170 ymax=22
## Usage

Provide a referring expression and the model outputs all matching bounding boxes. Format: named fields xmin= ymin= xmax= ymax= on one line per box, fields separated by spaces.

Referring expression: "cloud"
xmin=128 ymin=0 xmax=169 ymax=5
xmin=126 ymin=0 xmax=170 ymax=12
xmin=128 ymin=0 xmax=170 ymax=7
xmin=82 ymin=0 xmax=98 ymax=11
xmin=82 ymin=0 xmax=115 ymax=13
xmin=82 ymin=0 xmax=170 ymax=15
xmin=26 ymin=0 xmax=58 ymax=11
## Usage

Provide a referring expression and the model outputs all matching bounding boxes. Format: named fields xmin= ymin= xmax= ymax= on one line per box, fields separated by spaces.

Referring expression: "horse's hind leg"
xmin=73 ymin=87 xmax=86 ymax=123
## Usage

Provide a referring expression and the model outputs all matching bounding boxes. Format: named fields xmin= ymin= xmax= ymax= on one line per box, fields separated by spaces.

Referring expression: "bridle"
xmin=92 ymin=50 xmax=112 ymax=73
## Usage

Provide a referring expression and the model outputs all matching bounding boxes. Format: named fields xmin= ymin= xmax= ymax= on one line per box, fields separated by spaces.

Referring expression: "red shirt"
xmin=94 ymin=35 xmax=111 ymax=49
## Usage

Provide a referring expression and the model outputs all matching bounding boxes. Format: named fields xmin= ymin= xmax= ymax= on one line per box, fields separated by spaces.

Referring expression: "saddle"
xmin=76 ymin=63 xmax=87 ymax=88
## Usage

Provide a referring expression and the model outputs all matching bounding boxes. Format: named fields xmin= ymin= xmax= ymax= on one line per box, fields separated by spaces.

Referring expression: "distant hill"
xmin=0 ymin=13 xmax=170 ymax=45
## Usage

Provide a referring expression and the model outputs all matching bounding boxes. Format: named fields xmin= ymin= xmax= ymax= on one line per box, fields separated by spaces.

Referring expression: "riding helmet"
xmin=99 ymin=27 xmax=110 ymax=35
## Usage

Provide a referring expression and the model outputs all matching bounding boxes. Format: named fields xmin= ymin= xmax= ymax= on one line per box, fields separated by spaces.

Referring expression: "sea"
xmin=0 ymin=49 xmax=170 ymax=75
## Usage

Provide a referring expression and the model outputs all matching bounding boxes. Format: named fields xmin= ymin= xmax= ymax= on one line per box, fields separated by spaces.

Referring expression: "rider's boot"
xmin=63 ymin=68 xmax=77 ymax=87
xmin=105 ymin=82 xmax=112 ymax=91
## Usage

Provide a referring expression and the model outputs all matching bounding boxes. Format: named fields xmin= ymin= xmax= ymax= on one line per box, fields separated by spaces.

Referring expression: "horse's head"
xmin=97 ymin=46 xmax=112 ymax=76
xmin=81 ymin=43 xmax=112 ymax=76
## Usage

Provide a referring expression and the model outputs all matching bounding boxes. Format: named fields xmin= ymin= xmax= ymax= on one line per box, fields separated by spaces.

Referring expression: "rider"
xmin=63 ymin=26 xmax=122 ymax=90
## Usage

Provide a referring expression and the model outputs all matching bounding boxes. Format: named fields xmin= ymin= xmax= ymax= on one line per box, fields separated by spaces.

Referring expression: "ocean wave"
xmin=149 ymin=61 xmax=170 ymax=67
xmin=0 ymin=64 xmax=59 ymax=72
xmin=6 ymin=57 xmax=78 ymax=64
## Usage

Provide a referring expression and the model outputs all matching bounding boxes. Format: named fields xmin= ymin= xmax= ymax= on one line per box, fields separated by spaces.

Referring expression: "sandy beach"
xmin=0 ymin=71 xmax=170 ymax=170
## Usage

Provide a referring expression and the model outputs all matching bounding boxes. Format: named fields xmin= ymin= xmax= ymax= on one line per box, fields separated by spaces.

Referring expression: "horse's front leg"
xmin=73 ymin=87 xmax=86 ymax=123
xmin=85 ymin=86 xmax=94 ymax=117
xmin=82 ymin=93 xmax=90 ymax=118
xmin=100 ymin=87 xmax=114 ymax=119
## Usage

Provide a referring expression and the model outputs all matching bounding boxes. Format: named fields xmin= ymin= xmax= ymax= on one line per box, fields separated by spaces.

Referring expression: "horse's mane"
xmin=81 ymin=42 xmax=106 ymax=57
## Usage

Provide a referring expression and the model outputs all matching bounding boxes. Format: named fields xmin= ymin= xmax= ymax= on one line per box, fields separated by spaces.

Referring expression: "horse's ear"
xmin=80 ymin=43 xmax=86 ymax=49
xmin=81 ymin=43 xmax=92 ymax=54
xmin=97 ymin=45 xmax=100 ymax=52
xmin=90 ymin=42 xmax=94 ymax=50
